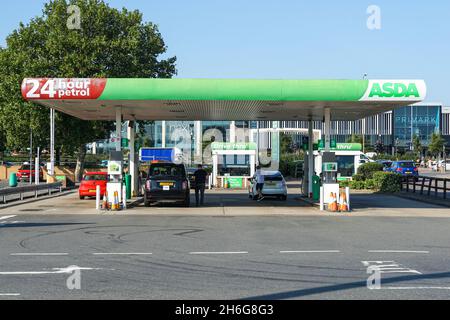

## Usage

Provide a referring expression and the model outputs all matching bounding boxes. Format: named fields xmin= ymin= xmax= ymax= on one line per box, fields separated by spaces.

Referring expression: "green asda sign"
xmin=360 ymin=80 xmax=426 ymax=101
xmin=369 ymin=82 xmax=419 ymax=98
xmin=319 ymin=143 xmax=362 ymax=151
xmin=211 ymin=142 xmax=257 ymax=151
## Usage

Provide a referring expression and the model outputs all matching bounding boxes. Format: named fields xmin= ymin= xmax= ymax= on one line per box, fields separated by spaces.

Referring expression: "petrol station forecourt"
xmin=21 ymin=78 xmax=427 ymax=208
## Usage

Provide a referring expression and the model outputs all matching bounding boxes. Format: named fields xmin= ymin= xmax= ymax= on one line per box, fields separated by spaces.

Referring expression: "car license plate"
xmin=160 ymin=182 xmax=174 ymax=186
xmin=89 ymin=189 xmax=96 ymax=193
xmin=405 ymin=172 xmax=411 ymax=174
xmin=163 ymin=186 xmax=170 ymax=191
xmin=266 ymin=182 xmax=276 ymax=187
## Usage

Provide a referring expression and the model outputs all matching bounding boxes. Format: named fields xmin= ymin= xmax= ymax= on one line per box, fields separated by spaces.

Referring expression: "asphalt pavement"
xmin=0 ymin=187 xmax=449 ymax=299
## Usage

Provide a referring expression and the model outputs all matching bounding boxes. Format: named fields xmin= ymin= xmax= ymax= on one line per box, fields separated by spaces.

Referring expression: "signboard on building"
xmin=211 ymin=142 xmax=257 ymax=151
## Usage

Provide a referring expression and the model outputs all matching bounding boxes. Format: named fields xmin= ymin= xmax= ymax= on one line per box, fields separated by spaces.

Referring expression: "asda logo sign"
xmin=369 ymin=82 xmax=419 ymax=98
xmin=360 ymin=80 xmax=426 ymax=101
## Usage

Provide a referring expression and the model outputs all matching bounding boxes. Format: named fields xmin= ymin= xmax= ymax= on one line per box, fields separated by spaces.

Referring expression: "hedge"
xmin=357 ymin=162 xmax=384 ymax=180
xmin=372 ymin=172 xmax=402 ymax=193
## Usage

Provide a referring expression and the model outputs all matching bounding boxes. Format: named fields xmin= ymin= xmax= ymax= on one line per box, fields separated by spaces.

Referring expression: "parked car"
xmin=384 ymin=161 xmax=418 ymax=177
xmin=248 ymin=171 xmax=288 ymax=201
xmin=79 ymin=172 xmax=108 ymax=200
xmin=16 ymin=163 xmax=43 ymax=182
xmin=376 ymin=160 xmax=393 ymax=168
xmin=143 ymin=162 xmax=190 ymax=207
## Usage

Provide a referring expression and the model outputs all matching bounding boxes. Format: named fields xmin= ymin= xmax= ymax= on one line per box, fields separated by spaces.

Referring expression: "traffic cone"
xmin=330 ymin=193 xmax=338 ymax=212
xmin=327 ymin=193 xmax=334 ymax=211
xmin=112 ymin=191 xmax=117 ymax=210
xmin=102 ymin=192 xmax=108 ymax=210
xmin=339 ymin=190 xmax=349 ymax=212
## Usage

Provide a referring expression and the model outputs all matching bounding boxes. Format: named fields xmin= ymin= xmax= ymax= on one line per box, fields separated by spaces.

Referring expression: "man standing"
xmin=255 ymin=165 xmax=265 ymax=201
xmin=193 ymin=164 xmax=208 ymax=207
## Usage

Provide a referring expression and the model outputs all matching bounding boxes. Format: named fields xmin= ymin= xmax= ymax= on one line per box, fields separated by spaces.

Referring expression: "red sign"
xmin=21 ymin=78 xmax=107 ymax=100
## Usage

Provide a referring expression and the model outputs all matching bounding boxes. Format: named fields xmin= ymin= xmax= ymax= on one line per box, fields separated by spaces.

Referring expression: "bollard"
xmin=96 ymin=185 xmax=101 ymax=210
xmin=345 ymin=187 xmax=351 ymax=211
xmin=122 ymin=187 xmax=127 ymax=210
xmin=319 ymin=186 xmax=324 ymax=211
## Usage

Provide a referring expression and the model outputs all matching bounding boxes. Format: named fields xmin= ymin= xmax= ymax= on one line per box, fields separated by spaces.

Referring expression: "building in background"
xmin=87 ymin=103 xmax=449 ymax=159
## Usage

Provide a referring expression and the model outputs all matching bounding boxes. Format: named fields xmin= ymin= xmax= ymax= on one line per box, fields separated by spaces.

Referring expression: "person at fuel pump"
xmin=193 ymin=164 xmax=208 ymax=207
xmin=255 ymin=165 xmax=265 ymax=201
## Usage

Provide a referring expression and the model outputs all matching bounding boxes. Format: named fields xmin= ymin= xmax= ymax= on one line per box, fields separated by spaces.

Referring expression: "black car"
xmin=143 ymin=162 xmax=190 ymax=207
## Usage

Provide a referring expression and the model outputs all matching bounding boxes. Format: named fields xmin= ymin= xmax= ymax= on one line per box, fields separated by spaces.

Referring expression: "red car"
xmin=79 ymin=172 xmax=108 ymax=200
xmin=17 ymin=163 xmax=43 ymax=182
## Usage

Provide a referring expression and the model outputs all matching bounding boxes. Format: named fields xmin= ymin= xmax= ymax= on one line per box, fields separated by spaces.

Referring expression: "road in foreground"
xmin=1 ymin=208 xmax=450 ymax=299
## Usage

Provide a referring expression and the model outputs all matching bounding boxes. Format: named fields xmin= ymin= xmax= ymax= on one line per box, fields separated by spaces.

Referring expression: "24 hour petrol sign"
xmin=21 ymin=78 xmax=107 ymax=100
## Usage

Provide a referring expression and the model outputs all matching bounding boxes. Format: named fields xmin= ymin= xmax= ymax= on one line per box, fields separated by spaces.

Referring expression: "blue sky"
xmin=1 ymin=0 xmax=449 ymax=104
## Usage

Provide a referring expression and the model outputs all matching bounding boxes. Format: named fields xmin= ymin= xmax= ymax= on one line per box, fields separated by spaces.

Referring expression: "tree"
xmin=428 ymin=132 xmax=445 ymax=158
xmin=0 ymin=0 xmax=176 ymax=180
xmin=412 ymin=134 xmax=422 ymax=157
xmin=280 ymin=133 xmax=293 ymax=155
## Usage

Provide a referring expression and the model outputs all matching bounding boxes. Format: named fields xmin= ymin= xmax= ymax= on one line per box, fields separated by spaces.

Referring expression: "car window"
xmin=83 ymin=175 xmax=107 ymax=181
xmin=149 ymin=165 xmax=185 ymax=177
xmin=399 ymin=162 xmax=414 ymax=168
xmin=20 ymin=165 xmax=31 ymax=170
xmin=265 ymin=175 xmax=283 ymax=181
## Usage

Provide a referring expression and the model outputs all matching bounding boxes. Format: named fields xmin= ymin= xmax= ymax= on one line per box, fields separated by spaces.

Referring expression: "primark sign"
xmin=395 ymin=115 xmax=438 ymax=126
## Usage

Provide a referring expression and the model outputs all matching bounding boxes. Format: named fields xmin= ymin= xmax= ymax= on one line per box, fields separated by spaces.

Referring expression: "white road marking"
xmin=92 ymin=253 xmax=153 ymax=256
xmin=0 ymin=293 xmax=21 ymax=296
xmin=368 ymin=250 xmax=429 ymax=254
xmin=0 ymin=266 xmax=109 ymax=275
xmin=189 ymin=251 xmax=248 ymax=255
xmin=10 ymin=253 xmax=69 ymax=256
xmin=381 ymin=286 xmax=450 ymax=290
xmin=362 ymin=261 xmax=422 ymax=275
xmin=0 ymin=215 xmax=17 ymax=221
xmin=280 ymin=250 xmax=341 ymax=254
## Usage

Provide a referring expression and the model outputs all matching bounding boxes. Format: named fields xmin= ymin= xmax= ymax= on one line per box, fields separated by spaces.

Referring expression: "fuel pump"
xmin=106 ymin=151 xmax=123 ymax=208
xmin=320 ymin=152 xmax=340 ymax=206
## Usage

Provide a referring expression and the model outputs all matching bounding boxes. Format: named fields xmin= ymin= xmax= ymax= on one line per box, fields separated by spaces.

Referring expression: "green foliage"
xmin=279 ymin=154 xmax=304 ymax=177
xmin=357 ymin=162 xmax=384 ymax=179
xmin=349 ymin=180 xmax=365 ymax=190
xmin=0 ymin=0 xmax=176 ymax=156
xmin=428 ymin=133 xmax=446 ymax=157
xmin=338 ymin=180 xmax=350 ymax=188
xmin=280 ymin=133 xmax=294 ymax=155
xmin=364 ymin=178 xmax=376 ymax=190
xmin=352 ymin=173 xmax=364 ymax=181
xmin=373 ymin=172 xmax=402 ymax=193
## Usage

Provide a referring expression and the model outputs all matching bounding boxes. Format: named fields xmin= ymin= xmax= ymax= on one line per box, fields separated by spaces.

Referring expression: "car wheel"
xmin=281 ymin=195 xmax=287 ymax=201
xmin=143 ymin=193 xmax=151 ymax=207
xmin=183 ymin=197 xmax=190 ymax=207
xmin=79 ymin=196 xmax=85 ymax=200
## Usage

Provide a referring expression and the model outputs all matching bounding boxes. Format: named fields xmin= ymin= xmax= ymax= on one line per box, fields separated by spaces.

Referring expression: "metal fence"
xmin=401 ymin=176 xmax=449 ymax=200
xmin=0 ymin=182 xmax=63 ymax=204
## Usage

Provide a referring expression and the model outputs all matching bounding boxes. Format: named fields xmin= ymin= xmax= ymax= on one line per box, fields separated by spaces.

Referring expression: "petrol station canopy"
xmin=21 ymin=78 xmax=427 ymax=121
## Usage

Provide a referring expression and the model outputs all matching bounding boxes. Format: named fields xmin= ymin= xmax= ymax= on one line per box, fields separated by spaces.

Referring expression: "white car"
xmin=248 ymin=171 xmax=288 ymax=201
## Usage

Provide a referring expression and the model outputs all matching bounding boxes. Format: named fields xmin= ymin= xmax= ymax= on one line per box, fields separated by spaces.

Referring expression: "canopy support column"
xmin=308 ymin=120 xmax=314 ymax=197
xmin=127 ymin=121 xmax=138 ymax=197
xmin=115 ymin=107 xmax=122 ymax=152
xmin=324 ymin=107 xmax=331 ymax=151
xmin=49 ymin=108 xmax=55 ymax=176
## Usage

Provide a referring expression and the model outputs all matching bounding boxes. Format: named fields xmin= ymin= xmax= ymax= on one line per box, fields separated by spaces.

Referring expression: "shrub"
xmin=339 ymin=180 xmax=350 ymax=188
xmin=357 ymin=162 xmax=384 ymax=180
xmin=364 ymin=179 xmax=376 ymax=190
xmin=352 ymin=173 xmax=365 ymax=181
xmin=350 ymin=180 xmax=365 ymax=190
xmin=373 ymin=172 xmax=402 ymax=193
